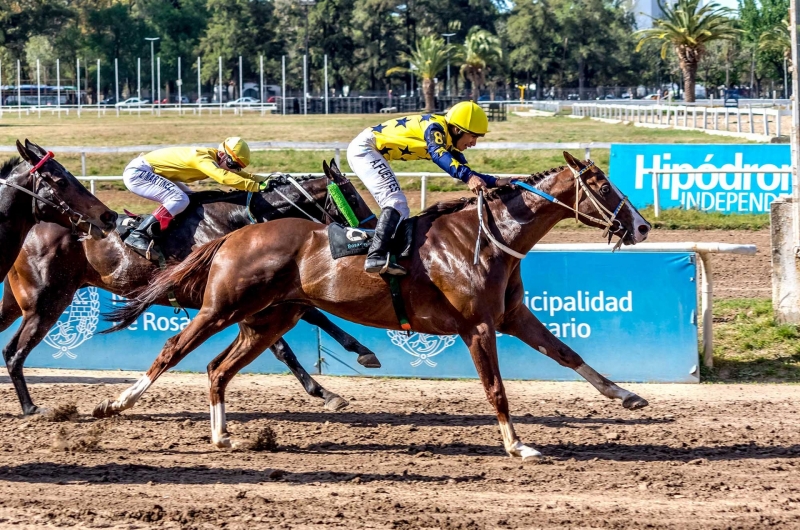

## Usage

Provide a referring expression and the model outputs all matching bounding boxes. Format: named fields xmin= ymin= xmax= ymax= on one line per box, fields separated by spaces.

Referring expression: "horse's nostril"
xmin=638 ymin=225 xmax=650 ymax=235
xmin=101 ymin=211 xmax=117 ymax=224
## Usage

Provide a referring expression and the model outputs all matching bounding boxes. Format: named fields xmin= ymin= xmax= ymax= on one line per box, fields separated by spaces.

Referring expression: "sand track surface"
xmin=0 ymin=370 xmax=796 ymax=528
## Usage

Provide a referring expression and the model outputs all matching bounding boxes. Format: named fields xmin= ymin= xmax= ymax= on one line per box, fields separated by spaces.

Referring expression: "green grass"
xmin=702 ymin=299 xmax=800 ymax=383
xmin=638 ymin=206 xmax=770 ymax=230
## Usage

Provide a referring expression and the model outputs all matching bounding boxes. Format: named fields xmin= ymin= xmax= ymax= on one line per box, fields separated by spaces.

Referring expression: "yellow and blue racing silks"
xmin=369 ymin=113 xmax=497 ymax=186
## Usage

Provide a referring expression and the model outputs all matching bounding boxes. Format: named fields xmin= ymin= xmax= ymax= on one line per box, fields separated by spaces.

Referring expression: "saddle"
xmin=328 ymin=218 xmax=415 ymax=260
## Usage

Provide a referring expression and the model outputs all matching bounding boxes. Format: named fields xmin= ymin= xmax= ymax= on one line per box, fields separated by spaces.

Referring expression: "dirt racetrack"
xmin=0 ymin=369 xmax=797 ymax=529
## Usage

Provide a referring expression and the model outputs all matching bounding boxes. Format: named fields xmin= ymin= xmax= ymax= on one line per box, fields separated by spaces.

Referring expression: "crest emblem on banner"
xmin=44 ymin=288 xmax=100 ymax=359
xmin=387 ymin=331 xmax=456 ymax=367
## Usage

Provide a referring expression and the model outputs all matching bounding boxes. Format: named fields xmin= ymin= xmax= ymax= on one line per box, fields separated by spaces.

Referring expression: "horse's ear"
xmin=25 ymin=139 xmax=47 ymax=157
xmin=17 ymin=139 xmax=40 ymax=165
xmin=562 ymin=151 xmax=581 ymax=171
xmin=329 ymin=159 xmax=347 ymax=184
xmin=322 ymin=159 xmax=332 ymax=180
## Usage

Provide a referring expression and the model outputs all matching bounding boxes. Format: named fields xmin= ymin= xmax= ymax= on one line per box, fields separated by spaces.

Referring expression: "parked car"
xmin=642 ymin=93 xmax=660 ymax=100
xmin=115 ymin=97 xmax=150 ymax=107
xmin=157 ymin=96 xmax=190 ymax=104
xmin=225 ymin=97 xmax=260 ymax=107
xmin=100 ymin=96 xmax=117 ymax=105
xmin=596 ymin=94 xmax=615 ymax=100
xmin=196 ymin=96 xmax=209 ymax=104
xmin=267 ymin=95 xmax=277 ymax=103
xmin=566 ymin=93 xmax=580 ymax=101
xmin=620 ymin=93 xmax=632 ymax=99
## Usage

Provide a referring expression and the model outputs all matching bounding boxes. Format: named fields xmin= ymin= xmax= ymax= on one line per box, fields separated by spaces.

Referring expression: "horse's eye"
xmin=55 ymin=178 xmax=68 ymax=189
xmin=600 ymin=184 xmax=611 ymax=195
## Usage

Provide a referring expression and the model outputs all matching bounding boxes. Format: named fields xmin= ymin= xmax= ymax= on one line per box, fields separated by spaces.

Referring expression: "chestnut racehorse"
xmin=104 ymin=152 xmax=651 ymax=458
xmin=0 ymin=161 xmax=377 ymax=416
xmin=0 ymin=140 xmax=116 ymax=283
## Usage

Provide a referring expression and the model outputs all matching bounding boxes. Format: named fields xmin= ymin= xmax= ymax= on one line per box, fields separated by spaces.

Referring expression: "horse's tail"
xmin=101 ymin=234 xmax=232 ymax=333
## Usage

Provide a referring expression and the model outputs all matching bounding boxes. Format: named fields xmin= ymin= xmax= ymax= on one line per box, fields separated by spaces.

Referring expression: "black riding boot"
xmin=364 ymin=207 xmax=406 ymax=275
xmin=125 ymin=215 xmax=160 ymax=258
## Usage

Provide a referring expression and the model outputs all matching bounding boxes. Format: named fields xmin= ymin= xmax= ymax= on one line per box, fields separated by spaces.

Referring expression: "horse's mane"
xmin=418 ymin=165 xmax=567 ymax=219
xmin=0 ymin=157 xmax=21 ymax=179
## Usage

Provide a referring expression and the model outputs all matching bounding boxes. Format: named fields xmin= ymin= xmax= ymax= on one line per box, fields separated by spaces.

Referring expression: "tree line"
xmin=0 ymin=0 xmax=792 ymax=104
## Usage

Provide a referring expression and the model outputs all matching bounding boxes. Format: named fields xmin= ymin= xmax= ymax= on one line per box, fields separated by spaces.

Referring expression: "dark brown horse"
xmin=1 ymin=140 xmax=116 ymax=283
xmin=103 ymin=152 xmax=651 ymax=458
xmin=0 ymin=161 xmax=377 ymax=416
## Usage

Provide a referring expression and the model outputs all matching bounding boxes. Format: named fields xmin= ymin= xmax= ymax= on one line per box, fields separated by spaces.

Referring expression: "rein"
xmin=474 ymin=160 xmax=630 ymax=261
xmin=247 ymin=174 xmax=374 ymax=227
xmin=0 ymin=152 xmax=100 ymax=237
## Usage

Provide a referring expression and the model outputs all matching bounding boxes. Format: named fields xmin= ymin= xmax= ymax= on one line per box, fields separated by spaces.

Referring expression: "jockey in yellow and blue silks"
xmin=347 ymin=100 xmax=511 ymax=275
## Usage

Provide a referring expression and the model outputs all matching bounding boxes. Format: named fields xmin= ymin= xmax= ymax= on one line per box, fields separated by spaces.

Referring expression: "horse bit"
xmin=474 ymin=160 xmax=629 ymax=264
xmin=0 ymin=151 xmax=101 ymax=237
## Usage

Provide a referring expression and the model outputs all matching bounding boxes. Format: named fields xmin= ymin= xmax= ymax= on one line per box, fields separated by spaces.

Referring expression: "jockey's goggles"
xmin=224 ymin=155 xmax=243 ymax=171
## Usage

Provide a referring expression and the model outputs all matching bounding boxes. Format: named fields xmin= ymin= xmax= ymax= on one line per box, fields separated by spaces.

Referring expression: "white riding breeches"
xmin=347 ymin=129 xmax=409 ymax=219
xmin=123 ymin=156 xmax=191 ymax=216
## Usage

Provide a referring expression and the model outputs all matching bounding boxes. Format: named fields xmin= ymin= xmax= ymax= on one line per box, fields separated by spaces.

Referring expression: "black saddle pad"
xmin=328 ymin=218 xmax=415 ymax=260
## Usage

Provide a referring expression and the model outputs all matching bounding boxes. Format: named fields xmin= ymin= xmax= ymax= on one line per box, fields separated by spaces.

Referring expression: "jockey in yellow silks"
xmin=347 ymin=101 xmax=510 ymax=275
xmin=122 ymin=137 xmax=265 ymax=257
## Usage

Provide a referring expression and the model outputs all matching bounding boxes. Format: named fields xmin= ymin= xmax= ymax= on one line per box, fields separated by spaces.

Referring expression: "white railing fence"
xmin=572 ymin=102 xmax=792 ymax=138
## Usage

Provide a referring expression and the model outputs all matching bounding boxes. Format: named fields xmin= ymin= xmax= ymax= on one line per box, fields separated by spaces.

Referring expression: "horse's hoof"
xmin=24 ymin=406 xmax=48 ymax=417
xmin=357 ymin=353 xmax=381 ymax=369
xmin=213 ymin=436 xmax=232 ymax=449
xmin=324 ymin=395 xmax=349 ymax=411
xmin=622 ymin=394 xmax=649 ymax=410
xmin=92 ymin=399 xmax=119 ymax=419
xmin=507 ymin=440 xmax=542 ymax=460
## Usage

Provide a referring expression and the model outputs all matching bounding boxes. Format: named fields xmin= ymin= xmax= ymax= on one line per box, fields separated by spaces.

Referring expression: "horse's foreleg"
xmin=299 ymin=308 xmax=381 ymax=368
xmin=270 ymin=338 xmax=348 ymax=411
xmin=460 ymin=322 xmax=542 ymax=460
xmin=0 ymin=279 xmax=22 ymax=333
xmin=92 ymin=308 xmax=235 ymax=418
xmin=207 ymin=308 xmax=305 ymax=448
xmin=2 ymin=273 xmax=75 ymax=415
xmin=499 ymin=305 xmax=649 ymax=409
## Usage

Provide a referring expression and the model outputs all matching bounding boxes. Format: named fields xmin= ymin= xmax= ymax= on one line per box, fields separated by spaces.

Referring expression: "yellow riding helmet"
xmin=445 ymin=101 xmax=489 ymax=136
xmin=219 ymin=137 xmax=251 ymax=168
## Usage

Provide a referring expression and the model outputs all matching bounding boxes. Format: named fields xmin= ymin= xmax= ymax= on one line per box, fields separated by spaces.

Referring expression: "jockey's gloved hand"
xmin=467 ymin=174 xmax=489 ymax=195
xmin=258 ymin=179 xmax=269 ymax=191
xmin=494 ymin=177 xmax=515 ymax=188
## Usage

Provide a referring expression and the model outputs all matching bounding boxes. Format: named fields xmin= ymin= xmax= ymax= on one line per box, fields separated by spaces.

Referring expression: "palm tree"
xmin=387 ymin=35 xmax=455 ymax=112
xmin=460 ymin=28 xmax=503 ymax=101
xmin=759 ymin=18 xmax=791 ymax=63
xmin=635 ymin=0 xmax=739 ymax=102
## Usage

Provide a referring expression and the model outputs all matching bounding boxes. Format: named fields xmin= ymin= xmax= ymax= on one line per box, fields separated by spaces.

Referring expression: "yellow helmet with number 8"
xmin=445 ymin=101 xmax=489 ymax=136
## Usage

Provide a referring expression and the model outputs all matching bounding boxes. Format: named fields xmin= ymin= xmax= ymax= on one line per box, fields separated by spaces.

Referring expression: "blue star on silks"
xmin=371 ymin=124 xmax=386 ymax=133
xmin=420 ymin=114 xmax=432 ymax=122
xmin=395 ymin=117 xmax=410 ymax=128
xmin=399 ymin=145 xmax=413 ymax=156
xmin=378 ymin=146 xmax=393 ymax=157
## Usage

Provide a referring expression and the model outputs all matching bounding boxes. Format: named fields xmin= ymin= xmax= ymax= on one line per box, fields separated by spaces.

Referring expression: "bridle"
xmin=474 ymin=160 xmax=630 ymax=262
xmin=0 ymin=151 xmax=104 ymax=238
xmin=246 ymin=174 xmax=375 ymax=227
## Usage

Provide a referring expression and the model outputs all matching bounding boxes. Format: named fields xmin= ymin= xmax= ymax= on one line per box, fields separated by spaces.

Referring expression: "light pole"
xmin=298 ymin=0 xmax=316 ymax=113
xmin=145 ymin=37 xmax=159 ymax=103
xmin=441 ymin=32 xmax=456 ymax=97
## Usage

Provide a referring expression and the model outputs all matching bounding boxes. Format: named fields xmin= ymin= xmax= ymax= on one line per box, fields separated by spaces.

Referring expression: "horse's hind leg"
xmin=300 ymin=308 xmax=381 ymax=368
xmin=270 ymin=338 xmax=348 ymax=411
xmin=93 ymin=307 xmax=238 ymax=418
xmin=499 ymin=304 xmax=648 ymax=410
xmin=207 ymin=307 xmax=305 ymax=448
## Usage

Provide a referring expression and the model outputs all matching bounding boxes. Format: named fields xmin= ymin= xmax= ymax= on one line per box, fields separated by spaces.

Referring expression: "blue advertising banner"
xmin=609 ymin=144 xmax=791 ymax=213
xmin=0 ymin=251 xmax=699 ymax=383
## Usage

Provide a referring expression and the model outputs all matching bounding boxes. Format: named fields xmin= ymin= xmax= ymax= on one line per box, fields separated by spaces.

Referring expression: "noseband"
xmin=0 ymin=152 xmax=101 ymax=237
